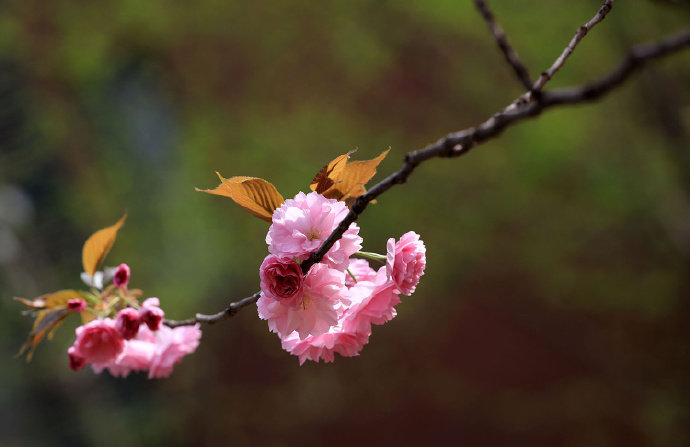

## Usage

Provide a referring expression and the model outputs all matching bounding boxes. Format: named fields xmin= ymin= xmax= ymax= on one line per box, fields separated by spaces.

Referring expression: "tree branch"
xmin=163 ymin=16 xmax=690 ymax=328
xmin=473 ymin=0 xmax=533 ymax=90
xmin=532 ymin=0 xmax=615 ymax=92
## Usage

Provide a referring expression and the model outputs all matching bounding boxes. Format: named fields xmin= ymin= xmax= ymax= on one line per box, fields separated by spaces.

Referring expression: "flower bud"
xmin=113 ymin=263 xmax=131 ymax=288
xmin=115 ymin=307 xmax=141 ymax=340
xmin=140 ymin=299 xmax=164 ymax=331
xmin=67 ymin=298 xmax=87 ymax=312
xmin=68 ymin=347 xmax=86 ymax=371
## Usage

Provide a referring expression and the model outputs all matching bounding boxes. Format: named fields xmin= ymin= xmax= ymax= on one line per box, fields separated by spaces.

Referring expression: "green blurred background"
xmin=1 ymin=1 xmax=689 ymax=445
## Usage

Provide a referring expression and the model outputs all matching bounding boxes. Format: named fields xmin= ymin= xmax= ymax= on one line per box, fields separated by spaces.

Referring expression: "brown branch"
xmin=299 ymin=26 xmax=690 ymax=274
xmin=164 ymin=292 xmax=260 ymax=328
xmin=474 ymin=0 xmax=533 ymax=90
xmin=532 ymin=0 xmax=615 ymax=92
xmin=163 ymin=21 xmax=690 ymax=328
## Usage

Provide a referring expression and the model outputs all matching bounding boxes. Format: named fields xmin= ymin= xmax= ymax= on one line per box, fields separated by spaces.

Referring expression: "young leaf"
xmin=82 ymin=213 xmax=127 ymax=277
xmin=14 ymin=289 xmax=84 ymax=311
xmin=316 ymin=149 xmax=390 ymax=203
xmin=19 ymin=308 xmax=71 ymax=360
xmin=197 ymin=174 xmax=285 ymax=223
xmin=310 ymin=152 xmax=350 ymax=194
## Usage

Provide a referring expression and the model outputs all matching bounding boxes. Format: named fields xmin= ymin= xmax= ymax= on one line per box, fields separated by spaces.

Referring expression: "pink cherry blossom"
xmin=147 ymin=324 xmax=202 ymax=378
xmin=344 ymin=258 xmax=377 ymax=287
xmin=140 ymin=297 xmax=164 ymax=331
xmin=386 ymin=231 xmax=426 ymax=296
xmin=97 ymin=334 xmax=156 ymax=378
xmin=281 ymin=326 xmax=370 ymax=365
xmin=259 ymin=255 xmax=303 ymax=302
xmin=257 ymin=262 xmax=348 ymax=339
xmin=69 ymin=319 xmax=124 ymax=366
xmin=342 ymin=268 xmax=401 ymax=335
xmin=113 ymin=263 xmax=130 ymax=288
xmin=266 ymin=192 xmax=362 ymax=271
xmin=115 ymin=307 xmax=141 ymax=340
xmin=92 ymin=323 xmax=202 ymax=379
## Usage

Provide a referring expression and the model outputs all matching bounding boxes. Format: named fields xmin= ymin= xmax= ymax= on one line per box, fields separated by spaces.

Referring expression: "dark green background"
xmin=1 ymin=1 xmax=689 ymax=445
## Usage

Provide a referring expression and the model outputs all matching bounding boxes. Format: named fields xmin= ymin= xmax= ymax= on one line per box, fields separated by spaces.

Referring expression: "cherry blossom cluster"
xmin=257 ymin=191 xmax=426 ymax=364
xmin=68 ymin=264 xmax=201 ymax=378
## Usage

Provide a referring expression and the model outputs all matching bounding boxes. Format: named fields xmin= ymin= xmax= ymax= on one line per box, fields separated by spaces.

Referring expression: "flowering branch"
xmin=163 ymin=9 xmax=690 ymax=328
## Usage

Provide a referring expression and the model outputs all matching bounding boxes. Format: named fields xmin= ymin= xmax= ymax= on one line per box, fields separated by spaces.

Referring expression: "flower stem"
xmin=353 ymin=251 xmax=386 ymax=263
xmin=346 ymin=268 xmax=358 ymax=284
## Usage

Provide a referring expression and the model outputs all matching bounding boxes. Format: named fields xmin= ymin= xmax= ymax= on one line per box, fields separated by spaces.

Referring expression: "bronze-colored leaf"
xmin=19 ymin=308 xmax=71 ymax=360
xmin=197 ymin=174 xmax=285 ymax=223
xmin=44 ymin=290 xmax=84 ymax=309
xmin=310 ymin=153 xmax=350 ymax=194
xmin=319 ymin=149 xmax=390 ymax=203
xmin=81 ymin=311 xmax=97 ymax=325
xmin=82 ymin=213 xmax=127 ymax=276
xmin=14 ymin=289 xmax=84 ymax=311
xmin=14 ymin=297 xmax=47 ymax=310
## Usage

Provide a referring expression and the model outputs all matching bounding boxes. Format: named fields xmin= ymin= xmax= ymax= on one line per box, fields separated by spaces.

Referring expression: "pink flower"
xmin=259 ymin=255 xmax=304 ymax=302
xmin=342 ymin=268 xmax=400 ymax=334
xmin=266 ymin=192 xmax=362 ymax=271
xmin=94 ymin=323 xmax=202 ymax=379
xmin=148 ymin=324 xmax=202 ymax=379
xmin=98 ymin=333 xmax=156 ymax=378
xmin=281 ymin=326 xmax=370 ymax=365
xmin=140 ymin=297 xmax=164 ymax=331
xmin=67 ymin=298 xmax=87 ymax=312
xmin=257 ymin=263 xmax=348 ymax=339
xmin=113 ymin=263 xmax=130 ymax=288
xmin=344 ymin=258 xmax=377 ymax=287
xmin=386 ymin=231 xmax=426 ymax=296
xmin=69 ymin=319 xmax=124 ymax=366
xmin=115 ymin=307 xmax=141 ymax=340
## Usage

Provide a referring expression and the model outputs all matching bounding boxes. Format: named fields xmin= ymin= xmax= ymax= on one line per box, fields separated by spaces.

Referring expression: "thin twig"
xmin=163 ymin=23 xmax=690 ymax=328
xmin=164 ymin=292 xmax=260 ymax=328
xmin=533 ymin=0 xmax=615 ymax=92
xmin=474 ymin=0 xmax=533 ymax=90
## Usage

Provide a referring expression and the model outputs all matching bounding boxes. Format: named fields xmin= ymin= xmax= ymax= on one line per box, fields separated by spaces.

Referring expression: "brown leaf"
xmin=82 ymin=213 xmax=127 ymax=276
xmin=14 ymin=297 xmax=47 ymax=310
xmin=81 ymin=311 xmax=97 ymax=325
xmin=14 ymin=289 xmax=84 ymax=311
xmin=19 ymin=308 xmax=71 ymax=360
xmin=310 ymin=152 xmax=350 ymax=194
xmin=318 ymin=149 xmax=390 ymax=203
xmin=197 ymin=174 xmax=285 ymax=223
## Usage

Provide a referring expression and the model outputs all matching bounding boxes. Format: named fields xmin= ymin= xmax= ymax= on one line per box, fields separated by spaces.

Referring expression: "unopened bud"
xmin=115 ymin=307 xmax=141 ymax=340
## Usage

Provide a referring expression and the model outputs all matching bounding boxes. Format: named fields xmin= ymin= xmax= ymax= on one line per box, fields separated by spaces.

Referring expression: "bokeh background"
xmin=1 ymin=1 xmax=689 ymax=445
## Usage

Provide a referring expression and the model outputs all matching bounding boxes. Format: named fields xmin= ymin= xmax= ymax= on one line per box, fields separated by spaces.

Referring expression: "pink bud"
xmin=68 ymin=346 xmax=86 ymax=371
xmin=67 ymin=298 xmax=87 ymax=312
xmin=115 ymin=307 xmax=141 ymax=340
xmin=113 ymin=263 xmax=131 ymax=288
xmin=140 ymin=302 xmax=164 ymax=331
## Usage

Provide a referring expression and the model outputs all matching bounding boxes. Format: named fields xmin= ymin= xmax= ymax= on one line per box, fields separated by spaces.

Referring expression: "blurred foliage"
xmin=1 ymin=0 xmax=689 ymax=446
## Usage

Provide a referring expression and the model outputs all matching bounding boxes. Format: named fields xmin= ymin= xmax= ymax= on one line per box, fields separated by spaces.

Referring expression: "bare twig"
xmin=164 ymin=292 xmax=260 ymax=328
xmin=163 ymin=20 xmax=690 ymax=328
xmin=474 ymin=0 xmax=533 ymax=90
xmin=532 ymin=0 xmax=615 ymax=92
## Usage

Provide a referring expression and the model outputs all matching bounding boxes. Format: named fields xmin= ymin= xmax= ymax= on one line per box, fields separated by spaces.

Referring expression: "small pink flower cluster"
xmin=258 ymin=191 xmax=426 ymax=364
xmin=68 ymin=297 xmax=201 ymax=378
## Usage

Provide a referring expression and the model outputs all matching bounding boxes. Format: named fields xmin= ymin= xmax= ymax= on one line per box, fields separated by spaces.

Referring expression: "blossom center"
xmin=306 ymin=230 xmax=320 ymax=241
